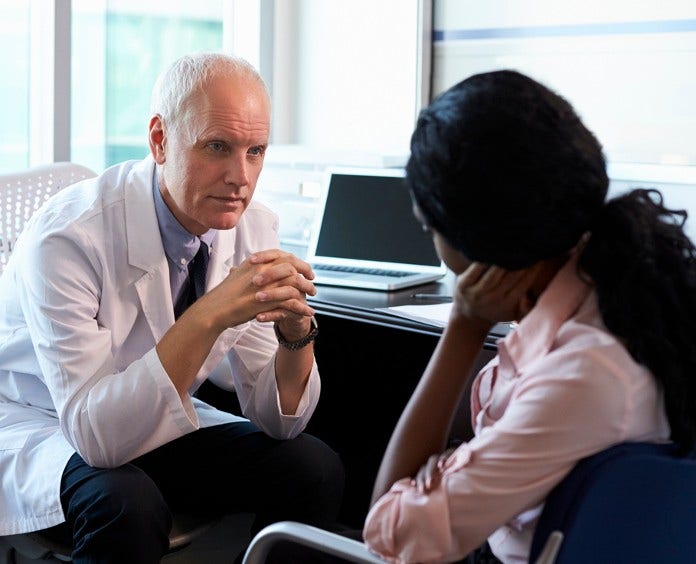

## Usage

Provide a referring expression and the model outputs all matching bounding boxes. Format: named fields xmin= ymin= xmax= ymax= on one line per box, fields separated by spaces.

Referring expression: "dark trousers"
xmin=50 ymin=421 xmax=345 ymax=563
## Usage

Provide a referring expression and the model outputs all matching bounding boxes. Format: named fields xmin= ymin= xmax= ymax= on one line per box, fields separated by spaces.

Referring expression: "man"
xmin=0 ymin=52 xmax=344 ymax=563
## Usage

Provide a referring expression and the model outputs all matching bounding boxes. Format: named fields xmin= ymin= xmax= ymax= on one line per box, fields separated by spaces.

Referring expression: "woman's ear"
xmin=512 ymin=262 xmax=545 ymax=320
xmin=527 ymin=254 xmax=572 ymax=306
xmin=518 ymin=289 xmax=537 ymax=319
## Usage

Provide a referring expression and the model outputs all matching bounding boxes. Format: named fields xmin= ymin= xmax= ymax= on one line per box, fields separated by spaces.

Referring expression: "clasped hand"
xmin=201 ymin=249 xmax=316 ymax=338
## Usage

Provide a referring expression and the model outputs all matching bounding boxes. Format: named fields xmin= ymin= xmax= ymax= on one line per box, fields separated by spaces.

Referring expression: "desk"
xmin=306 ymin=280 xmax=507 ymax=527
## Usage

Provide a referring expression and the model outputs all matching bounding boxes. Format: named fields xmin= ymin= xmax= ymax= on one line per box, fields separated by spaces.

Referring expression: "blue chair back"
xmin=529 ymin=442 xmax=696 ymax=564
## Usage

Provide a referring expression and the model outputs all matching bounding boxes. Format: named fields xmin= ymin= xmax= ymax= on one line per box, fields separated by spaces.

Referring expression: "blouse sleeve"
xmin=363 ymin=343 xmax=649 ymax=563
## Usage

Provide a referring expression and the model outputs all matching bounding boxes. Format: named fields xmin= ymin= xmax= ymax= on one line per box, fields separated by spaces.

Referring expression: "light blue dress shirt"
xmin=152 ymin=171 xmax=216 ymax=308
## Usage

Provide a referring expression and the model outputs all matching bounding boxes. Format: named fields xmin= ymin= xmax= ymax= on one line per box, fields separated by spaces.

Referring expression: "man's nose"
xmin=223 ymin=154 xmax=250 ymax=187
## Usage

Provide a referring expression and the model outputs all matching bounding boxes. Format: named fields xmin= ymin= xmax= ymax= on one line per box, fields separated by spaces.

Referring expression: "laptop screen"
xmin=312 ymin=169 xmax=441 ymax=268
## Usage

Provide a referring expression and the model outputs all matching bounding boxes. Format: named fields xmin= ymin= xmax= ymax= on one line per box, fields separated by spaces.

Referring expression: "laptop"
xmin=306 ymin=167 xmax=447 ymax=291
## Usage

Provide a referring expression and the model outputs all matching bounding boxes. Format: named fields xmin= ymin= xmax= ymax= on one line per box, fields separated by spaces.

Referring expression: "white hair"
xmin=150 ymin=51 xmax=269 ymax=130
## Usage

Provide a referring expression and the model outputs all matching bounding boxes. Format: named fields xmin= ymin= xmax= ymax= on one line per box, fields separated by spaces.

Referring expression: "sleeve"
xmin=17 ymin=212 xmax=198 ymax=469
xmin=363 ymin=349 xmax=637 ymax=563
xmin=205 ymin=202 xmax=321 ymax=439
xmin=209 ymin=319 xmax=321 ymax=439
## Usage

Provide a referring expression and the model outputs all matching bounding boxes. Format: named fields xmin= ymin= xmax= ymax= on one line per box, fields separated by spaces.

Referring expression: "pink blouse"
xmin=363 ymin=258 xmax=670 ymax=563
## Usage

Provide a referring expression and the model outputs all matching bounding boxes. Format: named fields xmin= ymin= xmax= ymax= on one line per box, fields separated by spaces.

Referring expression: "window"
xmin=71 ymin=0 xmax=227 ymax=173
xmin=432 ymin=0 xmax=696 ymax=240
xmin=0 ymin=2 xmax=30 ymax=173
xmin=1 ymin=0 xmax=428 ymax=254
xmin=0 ymin=0 xmax=265 ymax=175
xmin=432 ymin=0 xmax=696 ymax=168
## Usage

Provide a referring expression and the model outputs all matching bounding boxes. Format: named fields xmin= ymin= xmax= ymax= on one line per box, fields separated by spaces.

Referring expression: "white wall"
xmin=272 ymin=0 xmax=423 ymax=156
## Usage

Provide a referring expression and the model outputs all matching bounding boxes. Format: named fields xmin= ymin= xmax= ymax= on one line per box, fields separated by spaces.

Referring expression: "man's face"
xmin=150 ymin=73 xmax=271 ymax=235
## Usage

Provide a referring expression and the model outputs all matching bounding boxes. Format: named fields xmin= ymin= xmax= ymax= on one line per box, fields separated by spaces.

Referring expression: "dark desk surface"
xmin=309 ymin=279 xmax=511 ymax=346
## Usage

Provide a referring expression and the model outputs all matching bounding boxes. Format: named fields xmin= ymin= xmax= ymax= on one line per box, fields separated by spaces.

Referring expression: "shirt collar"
xmin=152 ymin=169 xmax=216 ymax=269
xmin=499 ymin=253 xmax=593 ymax=372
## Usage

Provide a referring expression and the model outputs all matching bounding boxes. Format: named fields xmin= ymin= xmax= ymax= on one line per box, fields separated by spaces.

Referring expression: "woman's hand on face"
xmin=452 ymin=262 xmax=541 ymax=327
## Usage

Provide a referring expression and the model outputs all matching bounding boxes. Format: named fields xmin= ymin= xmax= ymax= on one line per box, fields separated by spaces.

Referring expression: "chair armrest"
xmin=241 ymin=521 xmax=386 ymax=564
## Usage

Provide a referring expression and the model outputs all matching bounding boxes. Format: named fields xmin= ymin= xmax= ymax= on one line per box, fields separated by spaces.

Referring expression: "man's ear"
xmin=148 ymin=115 xmax=166 ymax=164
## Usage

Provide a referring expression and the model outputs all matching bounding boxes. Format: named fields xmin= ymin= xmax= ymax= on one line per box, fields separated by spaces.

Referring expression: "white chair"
xmin=241 ymin=521 xmax=385 ymax=564
xmin=0 ymin=161 xmax=97 ymax=274
xmin=0 ymin=161 xmax=237 ymax=563
xmin=240 ymin=521 xmax=561 ymax=564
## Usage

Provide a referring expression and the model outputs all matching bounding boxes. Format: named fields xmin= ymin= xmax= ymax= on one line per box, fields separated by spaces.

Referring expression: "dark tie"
xmin=174 ymin=240 xmax=209 ymax=318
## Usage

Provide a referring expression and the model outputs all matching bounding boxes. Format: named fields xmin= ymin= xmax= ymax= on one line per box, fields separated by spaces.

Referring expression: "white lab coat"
xmin=0 ymin=157 xmax=320 ymax=535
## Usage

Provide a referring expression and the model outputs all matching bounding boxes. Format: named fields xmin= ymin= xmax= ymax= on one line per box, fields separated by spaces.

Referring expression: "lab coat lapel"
xmin=207 ymin=229 xmax=237 ymax=289
xmin=201 ymin=230 xmax=246 ymax=372
xmin=125 ymin=159 xmax=175 ymax=342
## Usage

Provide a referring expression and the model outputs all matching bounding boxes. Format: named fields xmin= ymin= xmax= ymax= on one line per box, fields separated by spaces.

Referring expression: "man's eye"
xmin=248 ymin=146 xmax=265 ymax=156
xmin=209 ymin=142 xmax=225 ymax=152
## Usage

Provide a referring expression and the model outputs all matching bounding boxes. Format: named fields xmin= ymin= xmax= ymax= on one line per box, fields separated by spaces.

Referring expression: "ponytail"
xmin=580 ymin=189 xmax=696 ymax=450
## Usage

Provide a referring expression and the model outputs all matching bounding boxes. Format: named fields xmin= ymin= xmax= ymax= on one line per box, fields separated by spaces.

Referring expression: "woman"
xmin=362 ymin=70 xmax=696 ymax=563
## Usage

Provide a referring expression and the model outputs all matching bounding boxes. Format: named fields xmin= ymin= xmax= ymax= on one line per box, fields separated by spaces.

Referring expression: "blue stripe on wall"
xmin=433 ymin=19 xmax=696 ymax=42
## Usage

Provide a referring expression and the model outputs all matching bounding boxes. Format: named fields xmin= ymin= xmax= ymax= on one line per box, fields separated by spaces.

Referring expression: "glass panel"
xmin=0 ymin=2 xmax=30 ymax=173
xmin=71 ymin=1 xmax=224 ymax=173
xmin=432 ymin=0 xmax=696 ymax=167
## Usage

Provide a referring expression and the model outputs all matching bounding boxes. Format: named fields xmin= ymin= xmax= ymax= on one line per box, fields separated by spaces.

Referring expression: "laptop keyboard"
xmin=312 ymin=264 xmax=411 ymax=278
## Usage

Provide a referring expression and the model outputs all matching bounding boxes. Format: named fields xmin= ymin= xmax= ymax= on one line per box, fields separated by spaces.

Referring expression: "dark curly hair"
xmin=407 ymin=70 xmax=696 ymax=450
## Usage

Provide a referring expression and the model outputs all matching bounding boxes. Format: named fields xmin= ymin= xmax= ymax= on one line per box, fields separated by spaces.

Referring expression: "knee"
xmin=283 ymin=434 xmax=345 ymax=497
xmin=69 ymin=465 xmax=171 ymax=543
